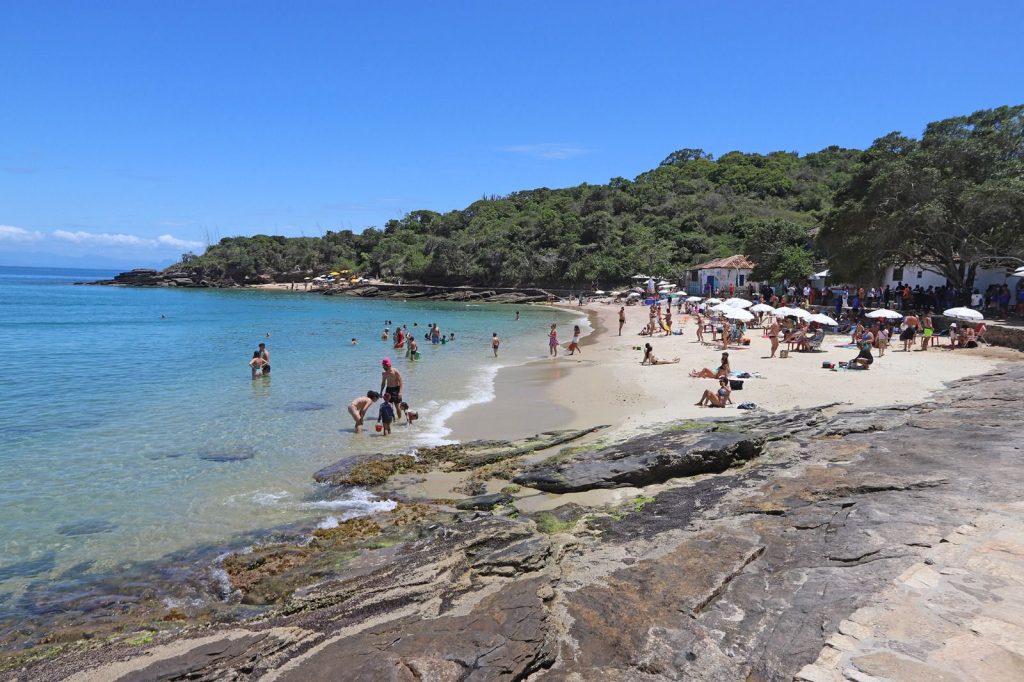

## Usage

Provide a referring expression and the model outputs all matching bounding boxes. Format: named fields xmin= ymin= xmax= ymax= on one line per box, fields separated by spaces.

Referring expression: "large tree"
xmin=819 ymin=105 xmax=1024 ymax=289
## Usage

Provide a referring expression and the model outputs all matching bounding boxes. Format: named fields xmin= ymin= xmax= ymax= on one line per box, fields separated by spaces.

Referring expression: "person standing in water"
xmin=379 ymin=358 xmax=404 ymax=419
xmin=618 ymin=306 xmax=626 ymax=336
xmin=548 ymin=324 xmax=559 ymax=357
xmin=347 ymin=391 xmax=381 ymax=432
xmin=257 ymin=343 xmax=271 ymax=375
xmin=406 ymin=336 xmax=419 ymax=359
xmin=492 ymin=333 xmax=500 ymax=357
xmin=515 ymin=311 xmax=520 ymax=321
xmin=248 ymin=351 xmax=266 ymax=378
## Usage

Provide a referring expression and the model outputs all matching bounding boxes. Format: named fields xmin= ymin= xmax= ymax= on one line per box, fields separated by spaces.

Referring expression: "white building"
xmin=883 ymin=263 xmax=1013 ymax=291
xmin=685 ymin=255 xmax=755 ymax=295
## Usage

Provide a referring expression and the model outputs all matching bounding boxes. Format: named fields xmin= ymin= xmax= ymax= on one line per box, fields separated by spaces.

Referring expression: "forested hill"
xmin=168 ymin=146 xmax=860 ymax=287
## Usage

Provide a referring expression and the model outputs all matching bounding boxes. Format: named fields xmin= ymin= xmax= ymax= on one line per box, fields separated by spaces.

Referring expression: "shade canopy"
xmin=943 ymin=307 xmax=984 ymax=321
xmin=722 ymin=308 xmax=755 ymax=322
xmin=686 ymin=296 xmax=703 ymax=302
xmin=773 ymin=306 xmax=811 ymax=320
xmin=723 ymin=298 xmax=753 ymax=309
xmin=866 ymin=309 xmax=903 ymax=320
xmin=809 ymin=313 xmax=839 ymax=326
xmin=750 ymin=303 xmax=775 ymax=313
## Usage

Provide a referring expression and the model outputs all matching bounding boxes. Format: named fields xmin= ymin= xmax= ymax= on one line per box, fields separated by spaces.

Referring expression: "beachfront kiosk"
xmin=685 ymin=255 xmax=755 ymax=296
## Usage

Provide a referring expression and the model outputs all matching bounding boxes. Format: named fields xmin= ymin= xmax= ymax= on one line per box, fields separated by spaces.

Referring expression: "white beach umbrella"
xmin=706 ymin=298 xmax=723 ymax=305
xmin=626 ymin=291 xmax=642 ymax=299
xmin=1013 ymin=266 xmax=1024 ymax=277
xmin=750 ymin=303 xmax=775 ymax=313
xmin=686 ymin=296 xmax=703 ymax=302
xmin=943 ymin=307 xmax=984 ymax=321
xmin=632 ymin=274 xmax=649 ymax=279
xmin=710 ymin=303 xmax=733 ymax=312
xmin=723 ymin=298 xmax=753 ymax=309
xmin=866 ymin=309 xmax=903 ymax=319
xmin=809 ymin=313 xmax=839 ymax=326
xmin=594 ymin=290 xmax=606 ymax=295
xmin=722 ymin=307 xmax=755 ymax=322
xmin=773 ymin=306 xmax=811 ymax=320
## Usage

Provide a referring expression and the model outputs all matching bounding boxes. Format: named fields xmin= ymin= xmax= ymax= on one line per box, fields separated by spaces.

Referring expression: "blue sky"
xmin=1 ymin=1 xmax=1022 ymax=268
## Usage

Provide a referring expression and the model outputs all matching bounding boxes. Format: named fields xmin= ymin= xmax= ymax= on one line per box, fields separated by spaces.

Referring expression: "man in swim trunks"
xmin=618 ymin=307 xmax=626 ymax=336
xmin=901 ymin=312 xmax=919 ymax=352
xmin=379 ymin=358 xmax=404 ymax=419
xmin=258 ymin=342 xmax=270 ymax=374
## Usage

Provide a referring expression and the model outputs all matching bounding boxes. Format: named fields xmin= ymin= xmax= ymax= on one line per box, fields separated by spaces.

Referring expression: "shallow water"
xmin=0 ymin=266 xmax=585 ymax=600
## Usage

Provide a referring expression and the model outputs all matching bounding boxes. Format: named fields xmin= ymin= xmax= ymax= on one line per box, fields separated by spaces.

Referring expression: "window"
xmin=917 ymin=270 xmax=923 ymax=279
xmin=892 ymin=266 xmax=904 ymax=281
xmin=690 ymin=270 xmax=698 ymax=282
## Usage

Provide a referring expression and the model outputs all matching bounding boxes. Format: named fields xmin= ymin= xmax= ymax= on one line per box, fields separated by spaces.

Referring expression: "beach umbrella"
xmin=750 ymin=303 xmax=775 ymax=313
xmin=813 ymin=269 xmax=830 ymax=279
xmin=1013 ymin=266 xmax=1024 ymax=277
xmin=943 ymin=307 xmax=984 ymax=321
xmin=866 ymin=309 xmax=903 ymax=320
xmin=706 ymin=298 xmax=723 ymax=305
xmin=722 ymin=307 xmax=755 ymax=322
xmin=809 ymin=313 xmax=839 ymax=326
xmin=626 ymin=292 xmax=642 ymax=299
xmin=773 ymin=306 xmax=811 ymax=320
xmin=723 ymin=298 xmax=753 ymax=309
xmin=686 ymin=296 xmax=703 ymax=302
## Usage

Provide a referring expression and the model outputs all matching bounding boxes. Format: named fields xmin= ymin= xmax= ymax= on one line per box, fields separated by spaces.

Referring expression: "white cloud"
xmin=53 ymin=230 xmax=150 ymax=246
xmin=0 ymin=227 xmax=205 ymax=252
xmin=156 ymin=234 xmax=204 ymax=249
xmin=0 ymin=225 xmax=44 ymax=242
xmin=501 ymin=144 xmax=590 ymax=160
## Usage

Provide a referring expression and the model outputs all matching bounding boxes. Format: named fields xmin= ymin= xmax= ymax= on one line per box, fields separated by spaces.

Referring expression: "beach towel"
xmin=833 ymin=343 xmax=858 ymax=349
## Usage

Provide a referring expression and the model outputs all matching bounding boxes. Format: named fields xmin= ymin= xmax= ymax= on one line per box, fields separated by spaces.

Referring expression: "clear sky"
xmin=1 ymin=1 xmax=1022 ymax=268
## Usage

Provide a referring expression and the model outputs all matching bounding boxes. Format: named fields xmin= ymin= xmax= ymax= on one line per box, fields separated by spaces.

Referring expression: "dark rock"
xmin=454 ymin=492 xmax=513 ymax=510
xmin=514 ymin=431 xmax=764 ymax=492
xmin=198 ymin=447 xmax=256 ymax=462
xmin=0 ymin=551 xmax=57 ymax=581
xmin=282 ymin=401 xmax=331 ymax=412
xmin=56 ymin=519 xmax=117 ymax=537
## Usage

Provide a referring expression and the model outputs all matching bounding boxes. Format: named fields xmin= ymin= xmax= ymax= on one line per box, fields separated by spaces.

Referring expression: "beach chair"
xmin=802 ymin=329 xmax=825 ymax=352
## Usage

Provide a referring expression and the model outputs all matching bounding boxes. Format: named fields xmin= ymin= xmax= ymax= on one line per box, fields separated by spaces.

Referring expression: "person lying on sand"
xmin=696 ymin=377 xmax=732 ymax=407
xmin=690 ymin=352 xmax=730 ymax=379
xmin=641 ymin=343 xmax=680 ymax=365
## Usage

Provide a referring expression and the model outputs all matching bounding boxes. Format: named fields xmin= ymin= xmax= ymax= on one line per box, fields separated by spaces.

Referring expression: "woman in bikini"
xmin=696 ymin=377 xmax=732 ymax=407
xmin=641 ymin=343 xmax=679 ymax=365
xmin=690 ymin=352 xmax=730 ymax=379
xmin=548 ymin=324 xmax=559 ymax=357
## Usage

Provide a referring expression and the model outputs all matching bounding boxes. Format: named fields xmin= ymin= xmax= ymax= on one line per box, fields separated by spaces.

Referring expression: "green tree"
xmin=820 ymin=105 xmax=1024 ymax=289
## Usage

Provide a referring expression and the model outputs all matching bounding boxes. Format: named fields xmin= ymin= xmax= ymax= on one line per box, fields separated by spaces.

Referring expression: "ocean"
xmin=0 ymin=266 xmax=584 ymax=610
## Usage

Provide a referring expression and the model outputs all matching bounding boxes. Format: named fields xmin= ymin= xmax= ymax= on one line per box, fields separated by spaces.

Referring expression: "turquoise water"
xmin=0 ymin=266 xmax=584 ymax=599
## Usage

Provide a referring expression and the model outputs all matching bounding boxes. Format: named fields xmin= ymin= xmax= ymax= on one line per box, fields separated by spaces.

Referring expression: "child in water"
xmin=399 ymin=402 xmax=418 ymax=425
xmin=377 ymin=394 xmax=395 ymax=436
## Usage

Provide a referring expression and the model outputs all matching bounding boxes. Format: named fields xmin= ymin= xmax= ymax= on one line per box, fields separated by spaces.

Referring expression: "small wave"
xmin=299 ymin=488 xmax=397 ymax=519
xmin=415 ymin=363 xmax=503 ymax=444
xmin=317 ymin=516 xmax=339 ymax=529
xmin=252 ymin=491 xmax=291 ymax=506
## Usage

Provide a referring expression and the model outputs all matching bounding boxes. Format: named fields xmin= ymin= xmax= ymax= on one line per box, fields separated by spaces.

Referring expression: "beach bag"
xmin=737 ymin=402 xmax=757 ymax=410
xmin=822 ymin=361 xmax=834 ymax=369
xmin=729 ymin=379 xmax=744 ymax=390
xmin=779 ymin=350 xmax=789 ymax=358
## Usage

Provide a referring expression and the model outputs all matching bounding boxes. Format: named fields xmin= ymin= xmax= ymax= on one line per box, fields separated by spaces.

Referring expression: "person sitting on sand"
xmin=641 ymin=342 xmax=680 ymax=365
xmin=696 ymin=376 xmax=732 ymax=408
xmin=851 ymin=341 xmax=874 ymax=369
xmin=348 ymin=391 xmax=381 ymax=432
xmin=690 ymin=352 xmax=730 ymax=379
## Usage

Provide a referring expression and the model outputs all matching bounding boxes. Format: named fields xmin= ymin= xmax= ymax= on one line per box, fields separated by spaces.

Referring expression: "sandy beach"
xmin=447 ymin=301 xmax=1017 ymax=444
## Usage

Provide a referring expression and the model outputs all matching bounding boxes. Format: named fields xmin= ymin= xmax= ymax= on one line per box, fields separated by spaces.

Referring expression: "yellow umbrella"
xmin=329 ymin=271 xmax=341 ymax=276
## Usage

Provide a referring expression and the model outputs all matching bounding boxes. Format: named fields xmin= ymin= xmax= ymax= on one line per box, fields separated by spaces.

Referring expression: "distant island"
xmin=115 ymin=105 xmax=1023 ymax=291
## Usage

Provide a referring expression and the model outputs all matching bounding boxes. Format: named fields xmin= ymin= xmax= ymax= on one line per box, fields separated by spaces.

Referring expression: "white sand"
xmin=448 ymin=301 xmax=1016 ymax=444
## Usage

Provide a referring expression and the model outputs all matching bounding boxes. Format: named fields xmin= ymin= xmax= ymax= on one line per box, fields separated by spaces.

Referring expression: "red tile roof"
xmin=692 ymin=255 xmax=755 ymax=270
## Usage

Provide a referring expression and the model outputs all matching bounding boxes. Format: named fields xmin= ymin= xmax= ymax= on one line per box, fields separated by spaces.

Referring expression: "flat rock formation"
xmin=12 ymin=367 xmax=1024 ymax=681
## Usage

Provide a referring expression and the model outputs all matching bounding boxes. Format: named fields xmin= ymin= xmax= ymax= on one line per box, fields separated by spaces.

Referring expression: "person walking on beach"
xmin=618 ymin=307 xmax=626 ymax=336
xmin=492 ymin=333 xmax=500 ymax=357
xmin=548 ymin=324 xmax=559 ymax=357
xmin=379 ymin=358 xmax=404 ymax=419
xmin=257 ymin=343 xmax=271 ymax=375
xmin=348 ymin=391 xmax=381 ymax=432
xmin=567 ymin=325 xmax=582 ymax=355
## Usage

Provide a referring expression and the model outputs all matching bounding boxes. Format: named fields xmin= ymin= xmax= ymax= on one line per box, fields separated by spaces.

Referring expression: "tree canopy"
xmin=167 ymin=105 xmax=1023 ymax=289
xmin=819 ymin=105 xmax=1024 ymax=289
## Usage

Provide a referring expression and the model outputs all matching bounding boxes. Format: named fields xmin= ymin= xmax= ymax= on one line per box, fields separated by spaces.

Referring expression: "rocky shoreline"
xmin=80 ymin=269 xmax=556 ymax=303
xmin=5 ymin=367 xmax=1024 ymax=680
